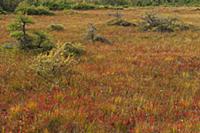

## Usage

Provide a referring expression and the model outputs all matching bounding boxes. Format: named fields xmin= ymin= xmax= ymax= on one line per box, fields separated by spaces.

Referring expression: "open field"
xmin=0 ymin=7 xmax=200 ymax=132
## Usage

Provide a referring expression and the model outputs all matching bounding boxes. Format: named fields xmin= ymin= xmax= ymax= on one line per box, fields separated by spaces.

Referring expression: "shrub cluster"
xmin=44 ymin=1 xmax=73 ymax=10
xmin=140 ymin=13 xmax=190 ymax=32
xmin=48 ymin=24 xmax=65 ymax=31
xmin=26 ymin=6 xmax=54 ymax=15
xmin=107 ymin=10 xmax=136 ymax=27
xmin=16 ymin=1 xmax=54 ymax=15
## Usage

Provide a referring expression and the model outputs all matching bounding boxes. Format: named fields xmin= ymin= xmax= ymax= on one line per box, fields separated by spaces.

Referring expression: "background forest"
xmin=0 ymin=0 xmax=200 ymax=12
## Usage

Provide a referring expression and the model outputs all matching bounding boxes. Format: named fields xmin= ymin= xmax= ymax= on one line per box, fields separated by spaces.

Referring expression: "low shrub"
xmin=46 ymin=2 xmax=64 ymax=10
xmin=72 ymin=3 xmax=96 ymax=10
xmin=46 ymin=2 xmax=73 ymax=10
xmin=26 ymin=6 xmax=54 ymax=15
xmin=33 ymin=31 xmax=54 ymax=52
xmin=107 ymin=9 xmax=135 ymax=27
xmin=16 ymin=1 xmax=54 ymax=15
xmin=93 ymin=35 xmax=112 ymax=44
xmin=31 ymin=43 xmax=76 ymax=86
xmin=107 ymin=18 xmax=136 ymax=27
xmin=48 ymin=24 xmax=65 ymax=31
xmin=140 ymin=13 xmax=190 ymax=32
xmin=63 ymin=42 xmax=85 ymax=57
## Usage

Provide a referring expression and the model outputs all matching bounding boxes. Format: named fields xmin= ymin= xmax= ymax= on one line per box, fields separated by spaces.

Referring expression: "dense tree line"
xmin=85 ymin=0 xmax=200 ymax=6
xmin=0 ymin=0 xmax=199 ymax=11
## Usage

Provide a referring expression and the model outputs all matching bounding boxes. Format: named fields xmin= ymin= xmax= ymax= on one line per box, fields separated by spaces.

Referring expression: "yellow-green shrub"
xmin=31 ymin=43 xmax=76 ymax=86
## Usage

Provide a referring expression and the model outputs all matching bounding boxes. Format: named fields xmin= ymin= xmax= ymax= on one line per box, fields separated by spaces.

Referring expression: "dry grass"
xmin=0 ymin=7 xmax=200 ymax=132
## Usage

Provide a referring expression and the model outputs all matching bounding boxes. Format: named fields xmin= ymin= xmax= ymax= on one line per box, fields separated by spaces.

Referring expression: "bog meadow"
xmin=0 ymin=0 xmax=200 ymax=132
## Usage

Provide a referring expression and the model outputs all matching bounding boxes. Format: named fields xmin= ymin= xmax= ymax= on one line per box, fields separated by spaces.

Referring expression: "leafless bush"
xmin=86 ymin=23 xmax=112 ymax=44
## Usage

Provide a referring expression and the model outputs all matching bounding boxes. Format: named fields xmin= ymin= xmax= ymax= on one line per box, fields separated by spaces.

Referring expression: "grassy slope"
xmin=0 ymin=7 xmax=200 ymax=132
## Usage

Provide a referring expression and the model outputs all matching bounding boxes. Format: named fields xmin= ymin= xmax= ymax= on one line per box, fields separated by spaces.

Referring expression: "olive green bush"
xmin=48 ymin=24 xmax=65 ymax=31
xmin=31 ymin=43 xmax=77 ymax=86
xmin=72 ymin=3 xmax=96 ymax=10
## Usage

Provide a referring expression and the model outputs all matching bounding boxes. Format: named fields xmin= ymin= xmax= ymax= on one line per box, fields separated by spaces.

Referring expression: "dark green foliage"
xmin=140 ymin=13 xmax=190 ymax=32
xmin=8 ymin=15 xmax=34 ymax=48
xmin=8 ymin=15 xmax=54 ymax=51
xmin=44 ymin=1 xmax=74 ymax=10
xmin=33 ymin=31 xmax=54 ymax=52
xmin=0 ymin=0 xmax=22 ymax=11
xmin=46 ymin=2 xmax=65 ymax=10
xmin=98 ymin=0 xmax=129 ymax=6
xmin=0 ymin=7 xmax=6 ymax=14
